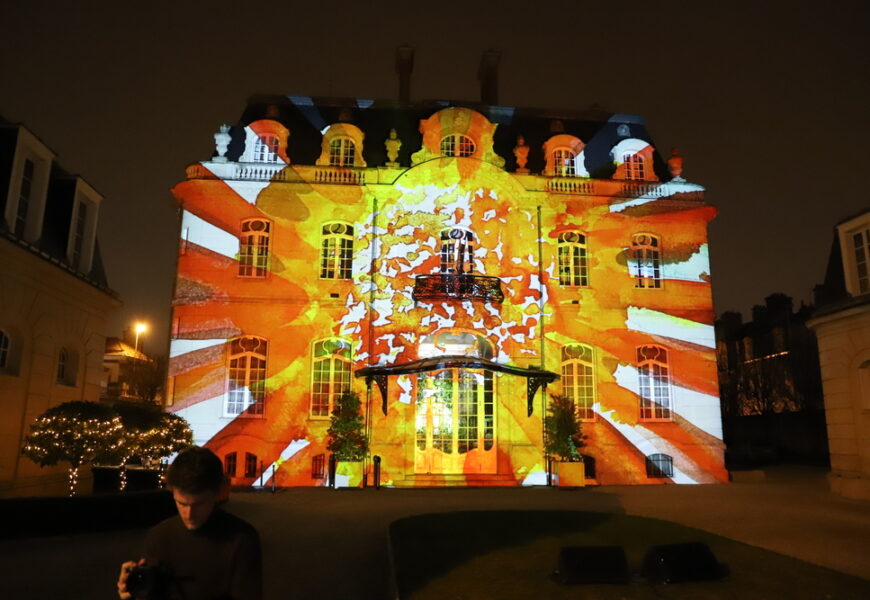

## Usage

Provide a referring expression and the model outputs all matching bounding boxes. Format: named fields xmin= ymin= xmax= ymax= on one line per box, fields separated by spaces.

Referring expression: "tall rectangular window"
xmin=320 ymin=222 xmax=353 ymax=280
xmin=244 ymin=453 xmax=258 ymax=478
xmin=439 ymin=228 xmax=475 ymax=274
xmin=562 ymin=343 xmax=595 ymax=420
xmin=624 ymin=153 xmax=646 ymax=181
xmin=558 ymin=231 xmax=588 ymax=287
xmin=225 ymin=452 xmax=237 ymax=477
xmin=328 ymin=138 xmax=356 ymax=167
xmin=226 ymin=336 xmax=267 ymax=416
xmin=15 ymin=159 xmax=34 ymax=237
xmin=631 ymin=233 xmax=662 ymax=289
xmin=853 ymin=229 xmax=870 ymax=294
xmin=239 ymin=219 xmax=271 ymax=277
xmin=311 ymin=338 xmax=351 ymax=417
xmin=71 ymin=201 xmax=88 ymax=267
xmin=638 ymin=345 xmax=672 ymax=420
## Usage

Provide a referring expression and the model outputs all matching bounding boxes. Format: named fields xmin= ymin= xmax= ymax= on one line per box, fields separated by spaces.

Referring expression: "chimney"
xmin=478 ymin=49 xmax=500 ymax=105
xmin=395 ymin=45 xmax=415 ymax=103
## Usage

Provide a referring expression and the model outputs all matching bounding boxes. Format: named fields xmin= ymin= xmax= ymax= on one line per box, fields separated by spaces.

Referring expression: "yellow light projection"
xmin=169 ymin=104 xmax=727 ymax=487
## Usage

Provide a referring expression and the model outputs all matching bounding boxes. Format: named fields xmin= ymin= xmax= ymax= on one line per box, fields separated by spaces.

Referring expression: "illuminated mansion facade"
xmin=168 ymin=95 xmax=727 ymax=487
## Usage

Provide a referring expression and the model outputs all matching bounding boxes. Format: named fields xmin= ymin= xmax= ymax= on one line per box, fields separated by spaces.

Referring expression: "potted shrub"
xmin=326 ymin=390 xmax=368 ymax=488
xmin=544 ymin=394 xmax=586 ymax=487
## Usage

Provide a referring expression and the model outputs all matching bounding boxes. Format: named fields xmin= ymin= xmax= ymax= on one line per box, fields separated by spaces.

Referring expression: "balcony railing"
xmin=185 ymin=162 xmax=367 ymax=185
xmin=412 ymin=273 xmax=505 ymax=303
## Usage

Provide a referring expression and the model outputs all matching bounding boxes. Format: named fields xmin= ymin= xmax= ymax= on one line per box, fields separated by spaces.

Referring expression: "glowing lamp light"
xmin=133 ymin=322 xmax=149 ymax=352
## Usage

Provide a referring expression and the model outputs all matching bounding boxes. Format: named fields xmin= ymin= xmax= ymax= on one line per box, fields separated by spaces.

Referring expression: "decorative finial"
xmin=617 ymin=123 xmax=630 ymax=137
xmin=513 ymin=135 xmax=529 ymax=174
xmin=668 ymin=147 xmax=684 ymax=181
xmin=385 ymin=128 xmax=402 ymax=167
xmin=213 ymin=125 xmax=231 ymax=163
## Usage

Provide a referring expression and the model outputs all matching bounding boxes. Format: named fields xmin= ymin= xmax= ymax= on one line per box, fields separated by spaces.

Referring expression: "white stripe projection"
xmin=625 ymin=306 xmax=715 ymax=348
xmin=170 ymin=338 xmax=227 ymax=358
xmin=173 ymin=394 xmax=228 ymax=446
xmin=253 ymin=439 xmax=311 ymax=488
xmin=181 ymin=211 xmax=238 ymax=259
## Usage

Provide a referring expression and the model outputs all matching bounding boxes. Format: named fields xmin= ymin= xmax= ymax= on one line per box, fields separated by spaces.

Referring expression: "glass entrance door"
xmin=414 ymin=369 xmax=496 ymax=474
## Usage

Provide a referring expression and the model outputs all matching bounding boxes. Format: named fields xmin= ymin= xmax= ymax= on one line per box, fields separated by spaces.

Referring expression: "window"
xmin=637 ymin=345 xmax=672 ymax=420
xmin=57 ymin=348 xmax=68 ymax=384
xmin=225 ymin=452 xmax=237 ymax=477
xmin=631 ymin=234 xmax=662 ymax=289
xmin=623 ymin=152 xmax=646 ymax=180
xmin=244 ymin=453 xmax=258 ymax=478
xmin=852 ymin=228 xmax=870 ymax=294
xmin=253 ymin=134 xmax=279 ymax=163
xmin=71 ymin=201 xmax=88 ymax=267
xmin=239 ymin=219 xmax=271 ymax=277
xmin=0 ymin=330 xmax=9 ymax=370
xmin=311 ymin=338 xmax=352 ymax=418
xmin=328 ymin=137 xmax=356 ymax=167
xmin=581 ymin=455 xmax=596 ymax=479
xmin=311 ymin=454 xmax=326 ymax=479
xmin=553 ymin=148 xmax=576 ymax=177
xmin=320 ymin=222 xmax=354 ymax=280
xmin=226 ymin=336 xmax=268 ymax=416
xmin=646 ymin=453 xmax=673 ymax=478
xmin=15 ymin=159 xmax=34 ymax=237
xmin=440 ymin=134 xmax=475 ymax=157
xmin=562 ymin=344 xmax=595 ymax=420
xmin=558 ymin=231 xmax=588 ymax=287
xmin=439 ymin=228 xmax=475 ymax=274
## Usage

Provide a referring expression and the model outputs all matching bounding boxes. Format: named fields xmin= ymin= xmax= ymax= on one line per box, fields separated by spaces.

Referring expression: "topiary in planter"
xmin=326 ymin=390 xmax=368 ymax=462
xmin=544 ymin=394 xmax=586 ymax=462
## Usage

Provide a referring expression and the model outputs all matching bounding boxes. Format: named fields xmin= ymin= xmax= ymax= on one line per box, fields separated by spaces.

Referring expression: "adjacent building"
xmin=0 ymin=117 xmax=119 ymax=497
xmin=168 ymin=92 xmax=727 ymax=487
xmin=809 ymin=209 xmax=870 ymax=500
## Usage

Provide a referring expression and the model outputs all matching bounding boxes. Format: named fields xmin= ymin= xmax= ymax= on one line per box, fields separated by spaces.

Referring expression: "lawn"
xmin=389 ymin=510 xmax=870 ymax=599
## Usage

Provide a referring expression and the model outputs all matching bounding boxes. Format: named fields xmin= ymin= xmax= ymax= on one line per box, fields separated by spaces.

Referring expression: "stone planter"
xmin=557 ymin=461 xmax=585 ymax=487
xmin=334 ymin=461 xmax=363 ymax=488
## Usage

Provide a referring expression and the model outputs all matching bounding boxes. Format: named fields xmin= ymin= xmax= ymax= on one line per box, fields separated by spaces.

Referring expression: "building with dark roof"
xmin=168 ymin=85 xmax=727 ymax=487
xmin=808 ymin=208 xmax=870 ymax=500
xmin=0 ymin=117 xmax=119 ymax=497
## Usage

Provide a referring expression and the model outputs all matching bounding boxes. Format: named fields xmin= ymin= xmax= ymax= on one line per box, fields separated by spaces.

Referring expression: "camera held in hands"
xmin=126 ymin=563 xmax=171 ymax=600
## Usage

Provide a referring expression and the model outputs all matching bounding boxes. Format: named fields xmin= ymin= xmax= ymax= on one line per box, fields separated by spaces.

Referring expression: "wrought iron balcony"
xmin=412 ymin=273 xmax=505 ymax=303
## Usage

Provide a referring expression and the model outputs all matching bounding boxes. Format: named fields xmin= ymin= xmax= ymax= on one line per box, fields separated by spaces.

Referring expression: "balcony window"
xmin=440 ymin=134 xmax=475 ymax=157
xmin=440 ymin=228 xmax=475 ymax=274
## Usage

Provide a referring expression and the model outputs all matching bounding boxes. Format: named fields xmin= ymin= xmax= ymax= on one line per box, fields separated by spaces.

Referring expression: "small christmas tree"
xmin=21 ymin=401 xmax=124 ymax=496
xmin=326 ymin=390 xmax=368 ymax=462
xmin=544 ymin=394 xmax=585 ymax=462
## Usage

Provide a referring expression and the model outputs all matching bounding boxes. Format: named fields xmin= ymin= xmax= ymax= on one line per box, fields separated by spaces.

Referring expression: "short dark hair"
xmin=166 ymin=446 xmax=224 ymax=493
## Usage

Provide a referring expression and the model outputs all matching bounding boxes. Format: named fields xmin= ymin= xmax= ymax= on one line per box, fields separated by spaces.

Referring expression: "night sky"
xmin=1 ymin=1 xmax=867 ymax=354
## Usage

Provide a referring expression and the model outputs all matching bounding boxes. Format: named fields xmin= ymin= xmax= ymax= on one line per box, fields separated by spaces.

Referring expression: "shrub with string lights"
xmin=21 ymin=401 xmax=124 ymax=496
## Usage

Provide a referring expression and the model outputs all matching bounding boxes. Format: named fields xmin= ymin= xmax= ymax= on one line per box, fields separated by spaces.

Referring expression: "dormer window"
xmin=542 ymin=134 xmax=587 ymax=177
xmin=611 ymin=138 xmax=657 ymax=182
xmin=440 ymin=134 xmax=475 ymax=158
xmin=553 ymin=148 xmax=576 ymax=177
xmin=623 ymin=153 xmax=646 ymax=181
xmin=70 ymin=200 xmax=88 ymax=267
xmin=852 ymin=228 xmax=869 ymax=294
xmin=65 ymin=181 xmax=101 ymax=274
xmin=329 ymin=137 xmax=356 ymax=167
xmin=15 ymin=159 xmax=34 ymax=237
xmin=253 ymin=134 xmax=280 ymax=163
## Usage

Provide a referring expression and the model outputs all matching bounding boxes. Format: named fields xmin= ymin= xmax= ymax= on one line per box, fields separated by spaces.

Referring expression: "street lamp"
xmin=134 ymin=322 xmax=148 ymax=353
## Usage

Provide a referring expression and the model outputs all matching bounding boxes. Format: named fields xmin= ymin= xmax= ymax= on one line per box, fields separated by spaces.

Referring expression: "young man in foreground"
xmin=117 ymin=446 xmax=262 ymax=600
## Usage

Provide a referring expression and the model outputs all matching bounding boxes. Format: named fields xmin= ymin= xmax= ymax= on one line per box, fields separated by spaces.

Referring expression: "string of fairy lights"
xmin=21 ymin=408 xmax=192 ymax=496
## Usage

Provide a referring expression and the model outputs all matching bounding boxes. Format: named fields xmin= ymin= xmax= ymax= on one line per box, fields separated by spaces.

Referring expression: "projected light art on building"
xmin=168 ymin=97 xmax=727 ymax=487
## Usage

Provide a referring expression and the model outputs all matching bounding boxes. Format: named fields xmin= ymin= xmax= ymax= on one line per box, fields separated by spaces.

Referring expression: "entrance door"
xmin=414 ymin=368 xmax=496 ymax=474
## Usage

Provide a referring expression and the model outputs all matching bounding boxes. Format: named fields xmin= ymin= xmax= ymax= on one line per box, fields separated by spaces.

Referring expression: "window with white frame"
xmin=0 ymin=329 xmax=9 ymax=370
xmin=558 ymin=231 xmax=588 ymax=287
xmin=320 ymin=222 xmax=354 ymax=280
xmin=552 ymin=148 xmax=576 ymax=177
xmin=252 ymin=134 xmax=279 ymax=163
xmin=439 ymin=228 xmax=476 ymax=274
xmin=851 ymin=228 xmax=870 ymax=295
xmin=328 ymin=137 xmax=356 ymax=167
xmin=631 ymin=233 xmax=662 ymax=289
xmin=239 ymin=219 xmax=271 ymax=277
xmin=226 ymin=336 xmax=268 ymax=416
xmin=15 ymin=159 xmax=35 ymax=237
xmin=311 ymin=338 xmax=352 ymax=418
xmin=637 ymin=345 xmax=672 ymax=420
xmin=440 ymin=134 xmax=476 ymax=157
xmin=562 ymin=343 xmax=595 ymax=420
xmin=623 ymin=152 xmax=646 ymax=180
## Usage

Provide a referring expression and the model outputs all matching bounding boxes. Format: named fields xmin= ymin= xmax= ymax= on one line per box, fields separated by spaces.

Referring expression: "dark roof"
xmin=224 ymin=95 xmax=671 ymax=180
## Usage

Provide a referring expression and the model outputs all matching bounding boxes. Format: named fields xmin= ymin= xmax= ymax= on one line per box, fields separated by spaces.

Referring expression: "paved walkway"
xmin=0 ymin=466 xmax=867 ymax=599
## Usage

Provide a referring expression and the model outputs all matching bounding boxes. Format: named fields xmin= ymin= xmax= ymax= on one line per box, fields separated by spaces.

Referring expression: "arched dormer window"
xmin=631 ymin=233 xmax=662 ymax=289
xmin=562 ymin=343 xmax=595 ymax=421
xmin=329 ymin=137 xmax=356 ymax=166
xmin=253 ymin=134 xmax=280 ymax=163
xmin=241 ymin=120 xmax=289 ymax=164
xmin=543 ymin=134 xmax=587 ymax=177
xmin=311 ymin=338 xmax=352 ymax=418
xmin=320 ymin=222 xmax=354 ymax=280
xmin=439 ymin=228 xmax=475 ymax=274
xmin=239 ymin=219 xmax=271 ymax=278
xmin=440 ymin=134 xmax=476 ymax=157
xmin=610 ymin=138 xmax=657 ymax=182
xmin=637 ymin=345 xmax=672 ymax=420
xmin=557 ymin=231 xmax=588 ymax=287
xmin=316 ymin=123 xmax=366 ymax=167
xmin=226 ymin=336 xmax=268 ymax=416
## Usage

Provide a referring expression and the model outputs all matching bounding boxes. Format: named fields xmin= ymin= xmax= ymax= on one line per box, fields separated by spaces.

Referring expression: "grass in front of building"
xmin=390 ymin=510 xmax=870 ymax=599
